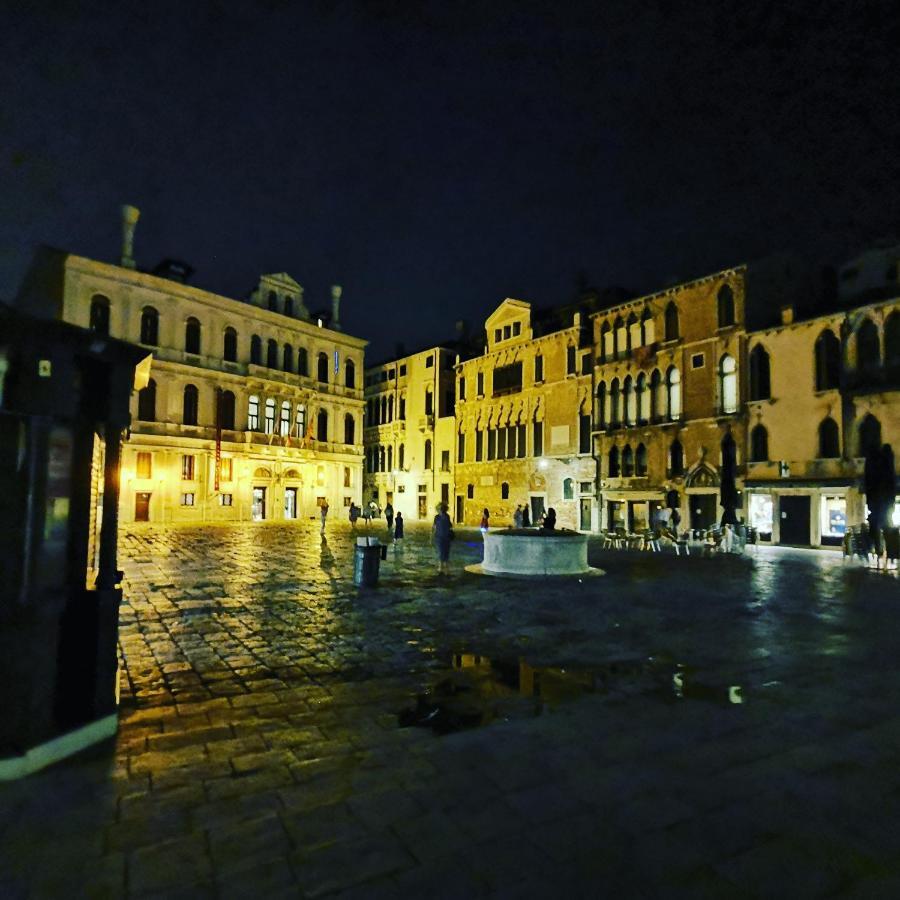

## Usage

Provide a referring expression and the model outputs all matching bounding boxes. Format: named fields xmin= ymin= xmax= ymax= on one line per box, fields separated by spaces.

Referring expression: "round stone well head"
xmin=466 ymin=528 xmax=604 ymax=577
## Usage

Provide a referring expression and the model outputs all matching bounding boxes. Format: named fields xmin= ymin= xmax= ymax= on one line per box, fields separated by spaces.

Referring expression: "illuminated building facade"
xmin=454 ymin=299 xmax=597 ymax=530
xmin=18 ymin=241 xmax=366 ymax=524
xmin=592 ymin=269 xmax=748 ymax=533
xmin=363 ymin=346 xmax=457 ymax=521
xmin=743 ymin=297 xmax=900 ymax=546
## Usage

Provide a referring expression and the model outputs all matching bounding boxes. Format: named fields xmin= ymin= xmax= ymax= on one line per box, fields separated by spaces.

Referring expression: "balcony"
xmin=418 ymin=414 xmax=434 ymax=432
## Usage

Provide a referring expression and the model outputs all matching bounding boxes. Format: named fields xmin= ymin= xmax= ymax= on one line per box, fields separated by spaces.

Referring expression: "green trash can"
xmin=354 ymin=538 xmax=382 ymax=587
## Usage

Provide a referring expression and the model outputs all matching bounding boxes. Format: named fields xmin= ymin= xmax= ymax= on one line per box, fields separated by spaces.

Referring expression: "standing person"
xmin=522 ymin=504 xmax=531 ymax=528
xmin=432 ymin=503 xmax=453 ymax=575
xmin=542 ymin=507 xmax=557 ymax=531
xmin=394 ymin=511 xmax=404 ymax=543
xmin=349 ymin=502 xmax=359 ymax=530
xmin=513 ymin=504 xmax=524 ymax=528
xmin=385 ymin=502 xmax=394 ymax=533
xmin=480 ymin=508 xmax=490 ymax=533
xmin=320 ymin=499 xmax=329 ymax=534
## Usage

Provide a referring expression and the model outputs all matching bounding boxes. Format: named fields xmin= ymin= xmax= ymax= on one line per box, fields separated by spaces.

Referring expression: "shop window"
xmin=820 ymin=496 xmax=847 ymax=544
xmin=748 ymin=494 xmax=773 ymax=540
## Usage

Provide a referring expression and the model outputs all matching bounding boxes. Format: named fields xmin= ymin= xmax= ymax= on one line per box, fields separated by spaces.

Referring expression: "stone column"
xmin=121 ymin=205 xmax=140 ymax=270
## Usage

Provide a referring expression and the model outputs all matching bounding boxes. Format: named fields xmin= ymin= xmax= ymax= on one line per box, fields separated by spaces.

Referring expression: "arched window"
xmin=600 ymin=322 xmax=612 ymax=361
xmin=223 ymin=327 xmax=237 ymax=362
xmin=635 ymin=443 xmax=648 ymax=476
xmin=627 ymin=312 xmax=639 ymax=351
xmin=623 ymin=375 xmax=635 ymax=426
xmin=719 ymin=355 xmax=737 ymax=413
xmin=283 ymin=344 xmax=293 ymax=372
xmin=749 ymin=345 xmax=771 ymax=400
xmin=886 ymin=311 xmax=900 ymax=369
xmin=387 ymin=445 xmax=393 ymax=470
xmin=380 ymin=396 xmax=387 ymax=424
xmin=717 ymin=284 xmax=735 ymax=328
xmin=248 ymin=395 xmax=260 ymax=430
xmin=297 ymin=347 xmax=308 ymax=376
xmin=219 ymin=390 xmax=236 ymax=430
xmin=89 ymin=295 xmax=110 ymax=335
xmin=614 ymin=317 xmax=627 ymax=357
xmin=562 ymin=478 xmax=574 ymax=500
xmin=814 ymin=330 xmax=841 ymax=390
xmin=818 ymin=417 xmax=839 ymax=458
xmin=424 ymin=439 xmax=433 ymax=470
xmin=284 ymin=296 xmax=293 ymax=317
xmin=316 ymin=408 xmax=328 ymax=442
xmin=859 ymin=414 xmax=881 ymax=457
xmin=669 ymin=440 xmax=684 ymax=476
xmin=250 ymin=335 xmax=262 ymax=365
xmin=279 ymin=400 xmax=291 ymax=436
xmin=344 ymin=413 xmax=355 ymax=444
xmin=398 ymin=443 xmax=405 ymax=469
xmin=640 ymin=307 xmax=654 ymax=345
xmin=636 ymin=373 xmax=649 ymax=423
xmin=182 ymin=384 xmax=199 ymax=425
xmin=664 ymin=302 xmax=679 ymax=341
xmin=264 ymin=398 xmax=276 ymax=434
xmin=596 ymin=382 xmax=606 ymax=428
xmin=857 ymin=318 xmax=880 ymax=374
xmin=266 ymin=339 xmax=278 ymax=368
xmin=750 ymin=425 xmax=768 ymax=462
xmin=185 ymin=317 xmax=201 ymax=355
xmin=666 ymin=367 xmax=681 ymax=419
xmin=622 ymin=445 xmax=634 ymax=477
xmin=346 ymin=359 xmax=356 ymax=388
xmin=388 ymin=396 xmax=394 ymax=422
xmin=137 ymin=379 xmax=156 ymax=421
xmin=267 ymin=291 xmax=278 ymax=312
xmin=608 ymin=446 xmax=620 ymax=477
xmin=502 ymin=482 xmax=510 ymax=500
xmin=610 ymin=378 xmax=621 ymax=426
xmin=295 ymin=404 xmax=306 ymax=437
xmin=649 ymin=369 xmax=661 ymax=422
xmin=378 ymin=446 xmax=385 ymax=472
xmin=317 ymin=352 xmax=329 ymax=383
xmin=140 ymin=307 xmax=159 ymax=345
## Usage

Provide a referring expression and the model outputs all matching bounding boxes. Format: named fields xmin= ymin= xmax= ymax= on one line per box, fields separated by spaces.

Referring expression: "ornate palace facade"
xmin=18 ymin=233 xmax=366 ymax=524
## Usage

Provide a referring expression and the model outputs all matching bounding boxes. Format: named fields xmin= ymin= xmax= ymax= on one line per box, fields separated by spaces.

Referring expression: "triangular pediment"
xmin=485 ymin=298 xmax=531 ymax=326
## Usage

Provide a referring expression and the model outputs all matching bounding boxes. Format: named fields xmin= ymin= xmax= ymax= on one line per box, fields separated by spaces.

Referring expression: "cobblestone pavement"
xmin=2 ymin=522 xmax=900 ymax=898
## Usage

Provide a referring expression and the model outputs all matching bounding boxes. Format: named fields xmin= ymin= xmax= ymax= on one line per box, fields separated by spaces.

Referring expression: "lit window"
xmin=136 ymin=452 xmax=152 ymax=479
xmin=220 ymin=458 xmax=233 ymax=482
xmin=219 ymin=493 xmax=233 ymax=506
xmin=264 ymin=398 xmax=276 ymax=434
xmin=248 ymin=395 xmax=260 ymax=431
xmin=180 ymin=492 xmax=195 ymax=506
xmin=280 ymin=400 xmax=291 ymax=436
xmin=719 ymin=355 xmax=737 ymax=413
xmin=181 ymin=455 xmax=195 ymax=480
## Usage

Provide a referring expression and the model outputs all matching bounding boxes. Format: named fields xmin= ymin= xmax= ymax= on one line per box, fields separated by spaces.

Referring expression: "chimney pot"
xmin=780 ymin=304 xmax=794 ymax=325
xmin=121 ymin=204 xmax=140 ymax=269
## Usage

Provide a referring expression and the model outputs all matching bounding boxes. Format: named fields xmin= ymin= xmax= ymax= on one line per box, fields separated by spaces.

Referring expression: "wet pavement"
xmin=2 ymin=522 xmax=900 ymax=898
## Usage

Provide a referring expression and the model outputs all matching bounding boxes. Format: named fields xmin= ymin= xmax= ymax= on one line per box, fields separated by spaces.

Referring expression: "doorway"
xmin=456 ymin=495 xmax=463 ymax=523
xmin=417 ymin=491 xmax=428 ymax=519
xmin=579 ymin=497 xmax=591 ymax=531
xmin=284 ymin=487 xmax=297 ymax=520
xmin=779 ymin=495 xmax=811 ymax=545
xmin=689 ymin=494 xmax=717 ymax=533
xmin=530 ymin=494 xmax=546 ymax=525
xmin=252 ymin=486 xmax=267 ymax=521
xmin=134 ymin=492 xmax=151 ymax=522
xmin=440 ymin=483 xmax=449 ymax=509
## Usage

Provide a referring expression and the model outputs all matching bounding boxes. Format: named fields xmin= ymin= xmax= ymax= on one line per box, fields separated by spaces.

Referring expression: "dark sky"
xmin=3 ymin=0 xmax=898 ymax=358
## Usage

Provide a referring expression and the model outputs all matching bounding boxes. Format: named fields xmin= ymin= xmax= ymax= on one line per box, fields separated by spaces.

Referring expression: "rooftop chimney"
xmin=330 ymin=285 xmax=342 ymax=331
xmin=780 ymin=304 xmax=794 ymax=325
xmin=121 ymin=205 xmax=140 ymax=269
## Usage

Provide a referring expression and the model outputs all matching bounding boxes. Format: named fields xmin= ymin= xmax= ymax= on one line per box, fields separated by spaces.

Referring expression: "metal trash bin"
xmin=354 ymin=537 xmax=382 ymax=587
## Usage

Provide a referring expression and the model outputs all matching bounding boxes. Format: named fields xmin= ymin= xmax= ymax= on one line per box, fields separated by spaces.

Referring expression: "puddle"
xmin=399 ymin=652 xmax=743 ymax=734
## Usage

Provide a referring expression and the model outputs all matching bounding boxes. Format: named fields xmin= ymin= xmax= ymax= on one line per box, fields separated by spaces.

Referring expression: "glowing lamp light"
xmin=538 ymin=459 xmax=549 ymax=470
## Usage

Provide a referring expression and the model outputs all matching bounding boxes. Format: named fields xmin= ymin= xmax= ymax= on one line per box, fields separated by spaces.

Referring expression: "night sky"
xmin=3 ymin=0 xmax=898 ymax=359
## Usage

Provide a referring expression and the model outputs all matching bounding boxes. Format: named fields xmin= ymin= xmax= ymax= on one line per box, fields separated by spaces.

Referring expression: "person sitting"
xmin=542 ymin=508 xmax=557 ymax=531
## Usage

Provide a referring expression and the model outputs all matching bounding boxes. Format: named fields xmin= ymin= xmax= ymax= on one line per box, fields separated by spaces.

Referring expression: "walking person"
xmin=394 ymin=511 xmax=404 ymax=543
xmin=480 ymin=507 xmax=490 ymax=533
xmin=385 ymin=502 xmax=394 ymax=534
xmin=432 ymin=503 xmax=453 ymax=575
xmin=320 ymin=499 xmax=329 ymax=534
xmin=513 ymin=504 xmax=524 ymax=528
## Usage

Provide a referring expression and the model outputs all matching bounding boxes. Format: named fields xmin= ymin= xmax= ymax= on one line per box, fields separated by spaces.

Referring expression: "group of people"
xmin=348 ymin=500 xmax=404 ymax=541
xmin=511 ymin=504 xmax=533 ymax=528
